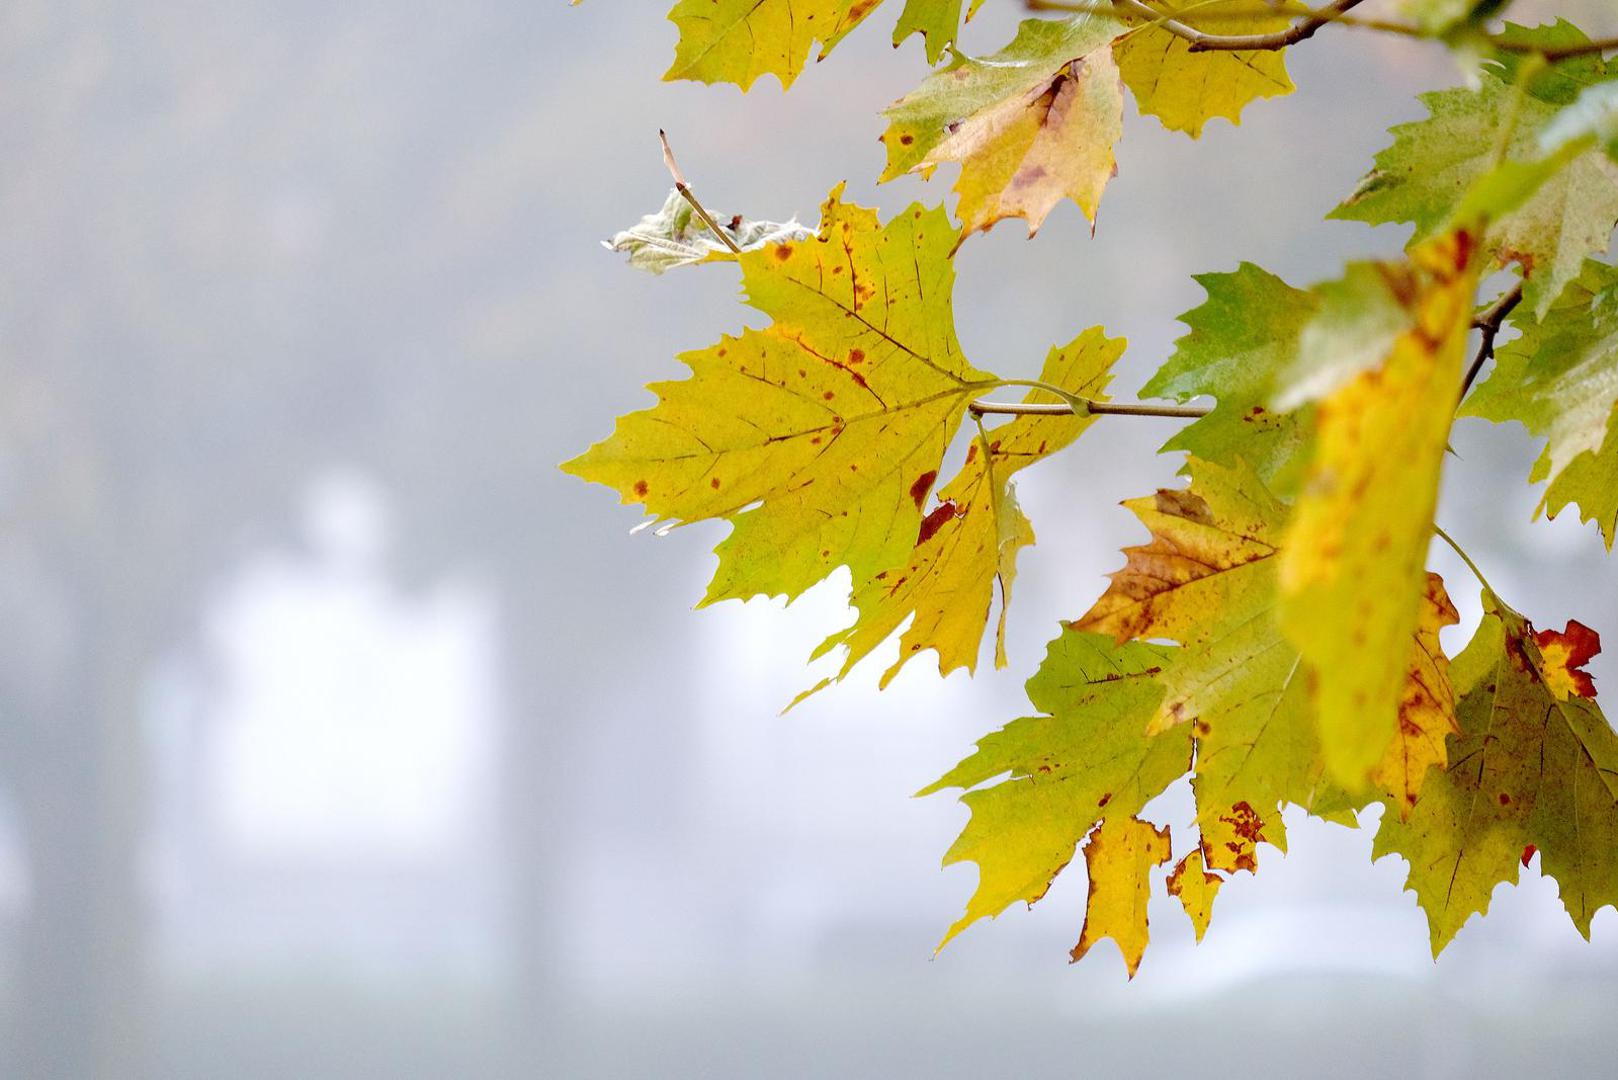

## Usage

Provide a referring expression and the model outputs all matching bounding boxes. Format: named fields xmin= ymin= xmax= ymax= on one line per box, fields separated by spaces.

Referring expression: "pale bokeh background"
xmin=1 ymin=1 xmax=1616 ymax=1077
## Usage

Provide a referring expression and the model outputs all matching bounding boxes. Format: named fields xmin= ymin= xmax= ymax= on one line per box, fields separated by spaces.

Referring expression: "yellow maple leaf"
xmin=564 ymin=187 xmax=997 ymax=606
xmin=919 ymin=631 xmax=1189 ymax=953
xmin=1166 ymin=849 xmax=1222 ymax=942
xmin=1112 ymin=1 xmax=1296 ymax=137
xmin=1277 ymin=231 xmax=1479 ymax=789
xmin=949 ymin=47 xmax=1125 ymax=238
xmin=1198 ymin=799 xmax=1272 ymax=874
xmin=1071 ymin=815 xmax=1172 ymax=978
xmin=879 ymin=15 xmax=1126 ymax=241
xmin=810 ymin=328 xmax=1123 ymax=689
xmin=663 ymin=0 xmax=880 ymax=91
xmin=1370 ymin=572 xmax=1461 ymax=817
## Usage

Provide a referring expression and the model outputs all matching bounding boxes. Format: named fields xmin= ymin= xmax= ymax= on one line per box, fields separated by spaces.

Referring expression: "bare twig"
xmin=969 ymin=399 xmax=1211 ymax=418
xmin=659 ymin=129 xmax=742 ymax=255
xmin=1461 ymin=280 xmax=1525 ymax=400
xmin=1110 ymin=0 xmax=1365 ymax=52
xmin=1519 ymin=34 xmax=1618 ymax=61
xmin=1025 ymin=0 xmax=1618 ymax=58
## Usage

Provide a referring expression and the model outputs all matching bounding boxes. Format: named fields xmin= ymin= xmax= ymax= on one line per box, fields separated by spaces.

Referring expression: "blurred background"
xmin=1 ymin=1 xmax=1615 ymax=1077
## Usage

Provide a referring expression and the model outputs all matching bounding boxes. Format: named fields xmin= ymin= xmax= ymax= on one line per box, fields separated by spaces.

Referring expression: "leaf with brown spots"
xmin=1375 ymin=593 xmax=1618 ymax=954
xmin=919 ymin=629 xmax=1189 ymax=954
xmin=1371 ymin=573 xmax=1461 ymax=819
xmin=1274 ymin=232 xmax=1480 ymax=789
xmin=1072 ymin=816 xmax=1172 ymax=978
xmin=1074 ymin=457 xmax=1462 ymax=830
xmin=1199 ymin=800 xmax=1271 ymax=875
xmin=1166 ymin=850 xmax=1222 ymax=942
xmin=565 ymin=187 xmax=999 ymax=605
xmin=808 ymin=328 xmax=1123 ymax=691
xmin=880 ymin=14 xmax=1126 ymax=240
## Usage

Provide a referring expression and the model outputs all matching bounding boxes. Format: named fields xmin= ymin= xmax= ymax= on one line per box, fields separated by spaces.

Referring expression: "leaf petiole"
xmin=1433 ymin=524 xmax=1498 ymax=598
xmin=973 ymin=378 xmax=1211 ymax=419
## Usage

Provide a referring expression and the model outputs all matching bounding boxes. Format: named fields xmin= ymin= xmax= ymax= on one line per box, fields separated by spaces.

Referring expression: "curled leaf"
xmin=604 ymin=189 xmax=811 ymax=275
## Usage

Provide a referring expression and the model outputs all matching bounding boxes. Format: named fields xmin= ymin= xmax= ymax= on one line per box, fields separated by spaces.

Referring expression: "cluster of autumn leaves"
xmin=568 ymin=1 xmax=1618 ymax=974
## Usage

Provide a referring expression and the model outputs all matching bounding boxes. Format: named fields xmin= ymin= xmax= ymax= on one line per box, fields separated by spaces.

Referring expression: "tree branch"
xmin=1025 ymin=0 xmax=1618 ymax=59
xmin=1108 ymin=0 xmax=1365 ymax=53
xmin=1461 ymin=280 xmax=1525 ymax=400
xmin=974 ymin=278 xmax=1528 ymax=424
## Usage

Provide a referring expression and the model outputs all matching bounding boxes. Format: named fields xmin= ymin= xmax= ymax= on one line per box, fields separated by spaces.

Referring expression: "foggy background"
xmin=2 ymin=1 xmax=1616 ymax=1076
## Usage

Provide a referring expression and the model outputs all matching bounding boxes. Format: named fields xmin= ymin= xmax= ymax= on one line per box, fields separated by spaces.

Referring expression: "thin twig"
xmin=659 ymin=129 xmax=741 ymax=255
xmin=1030 ymin=0 xmax=1433 ymax=38
xmin=1522 ymin=34 xmax=1618 ymax=61
xmin=1461 ymin=280 xmax=1525 ymax=400
xmin=969 ymin=399 xmax=1211 ymax=418
xmin=1026 ymin=0 xmax=1618 ymax=58
xmin=1110 ymin=0 xmax=1365 ymax=52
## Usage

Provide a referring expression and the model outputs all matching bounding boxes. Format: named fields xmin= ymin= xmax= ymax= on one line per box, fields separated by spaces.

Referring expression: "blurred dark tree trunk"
xmin=8 ymin=613 xmax=150 ymax=1080
xmin=497 ymin=579 xmax=572 ymax=1074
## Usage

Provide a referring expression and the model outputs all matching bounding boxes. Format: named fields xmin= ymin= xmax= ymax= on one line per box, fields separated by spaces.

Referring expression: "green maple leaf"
xmin=807 ymin=328 xmax=1123 ymax=692
xmin=1463 ymin=259 xmax=1618 ymax=548
xmin=1486 ymin=20 xmax=1614 ymax=106
xmin=894 ymin=0 xmax=989 ymax=65
xmin=1140 ymin=263 xmax=1318 ymax=488
xmin=919 ymin=629 xmax=1189 ymax=952
xmin=1375 ymin=594 xmax=1616 ymax=954
xmin=1544 ymin=411 xmax=1618 ymax=547
xmin=565 ymin=187 xmax=1000 ymax=605
xmin=1332 ymin=26 xmax=1618 ymax=317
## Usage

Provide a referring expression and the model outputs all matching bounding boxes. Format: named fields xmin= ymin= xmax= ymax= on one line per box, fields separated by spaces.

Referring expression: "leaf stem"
xmin=659 ymin=129 xmax=742 ymax=255
xmin=973 ymin=379 xmax=1213 ymax=419
xmin=1433 ymin=524 xmax=1498 ymax=598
